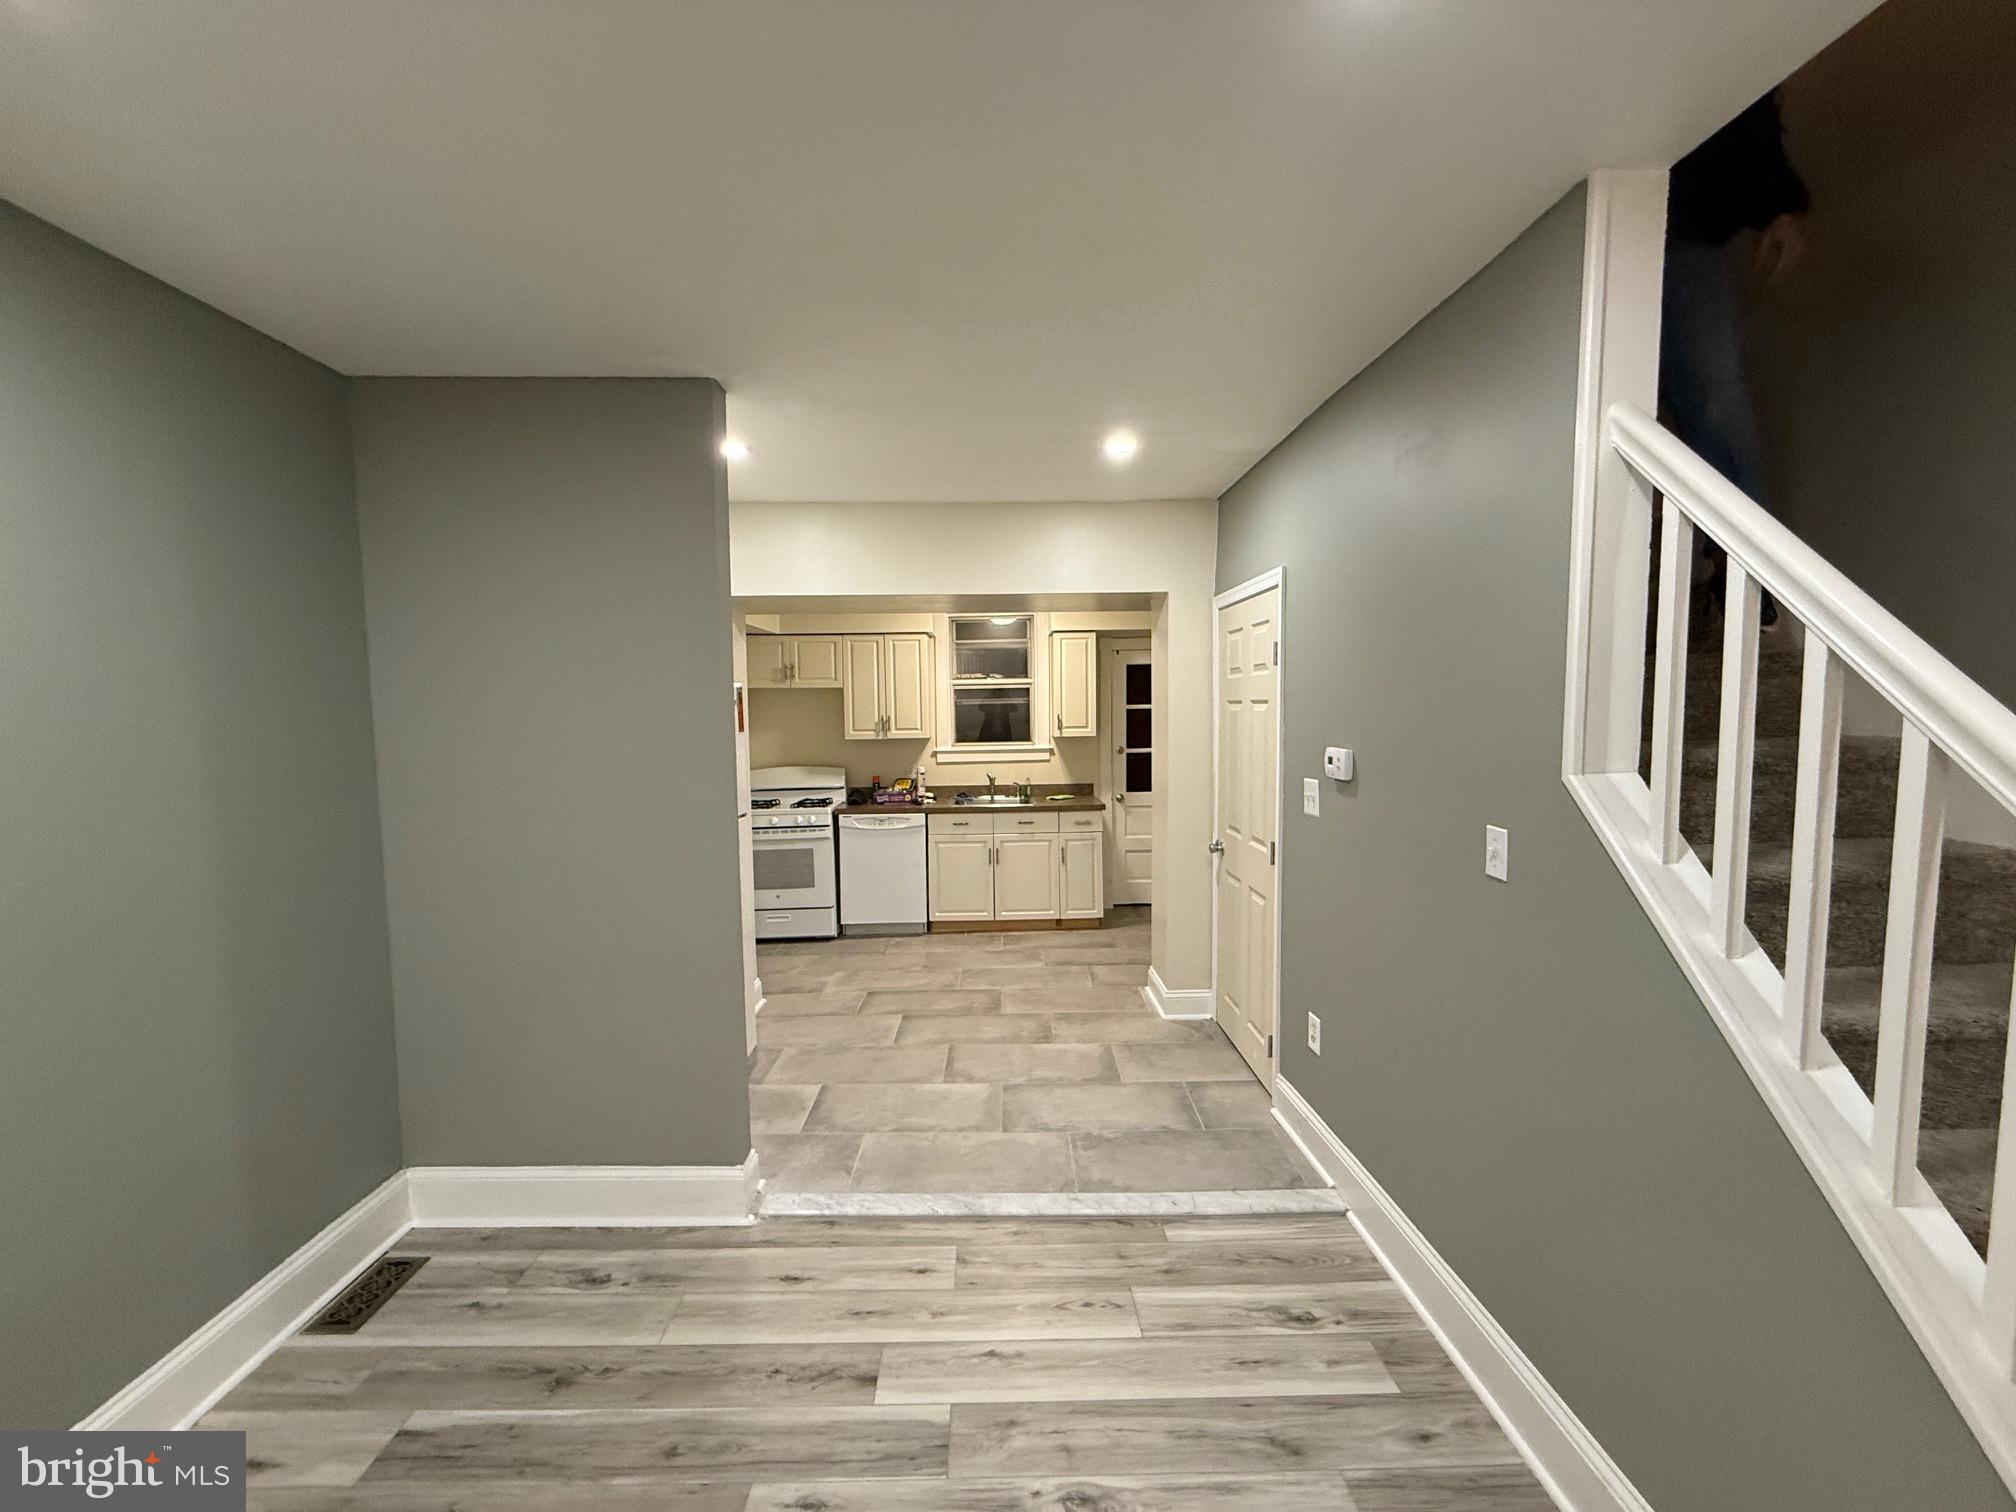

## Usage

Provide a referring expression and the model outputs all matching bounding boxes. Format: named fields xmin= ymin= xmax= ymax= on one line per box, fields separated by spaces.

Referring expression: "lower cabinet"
xmin=993 ymin=833 xmax=1060 ymax=920
xmin=927 ymin=825 xmax=995 ymax=922
xmin=1059 ymin=824 xmax=1104 ymax=920
xmin=927 ymin=810 xmax=1104 ymax=924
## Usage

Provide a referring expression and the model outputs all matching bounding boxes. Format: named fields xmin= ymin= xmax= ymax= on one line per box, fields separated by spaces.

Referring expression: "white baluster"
xmin=1869 ymin=725 xmax=1949 ymax=1202
xmin=1646 ymin=499 xmax=1694 ymax=864
xmin=1709 ymin=561 xmax=1761 ymax=957
xmin=1783 ymin=639 xmax=1844 ymax=1066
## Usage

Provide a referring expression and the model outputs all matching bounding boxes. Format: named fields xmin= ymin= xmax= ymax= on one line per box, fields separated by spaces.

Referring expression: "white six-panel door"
xmin=1214 ymin=584 xmax=1279 ymax=1082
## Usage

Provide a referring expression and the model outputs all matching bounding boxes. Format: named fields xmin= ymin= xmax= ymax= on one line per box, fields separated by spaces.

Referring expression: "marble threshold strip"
xmin=758 ymin=1188 xmax=1352 ymax=1218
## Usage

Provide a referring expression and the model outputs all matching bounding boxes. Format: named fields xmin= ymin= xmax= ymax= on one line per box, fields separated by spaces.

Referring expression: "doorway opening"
xmin=730 ymin=590 xmax=1324 ymax=1206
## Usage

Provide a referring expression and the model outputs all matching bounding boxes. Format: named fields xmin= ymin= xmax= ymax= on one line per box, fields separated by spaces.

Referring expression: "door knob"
xmin=1208 ymin=839 xmax=1225 ymax=855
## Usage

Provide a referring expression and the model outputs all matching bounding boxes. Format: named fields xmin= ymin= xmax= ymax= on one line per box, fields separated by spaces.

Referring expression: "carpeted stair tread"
xmin=1732 ymin=837 xmax=2016 ymax=970
xmin=1918 ymin=1129 xmax=1996 ymax=1252
xmin=1678 ymin=733 xmax=1901 ymax=849
xmin=1676 ymin=646 xmax=1807 ymax=742
xmin=1821 ymin=963 xmax=2015 ymax=1042
xmin=1820 ymin=965 xmax=2012 ymax=1134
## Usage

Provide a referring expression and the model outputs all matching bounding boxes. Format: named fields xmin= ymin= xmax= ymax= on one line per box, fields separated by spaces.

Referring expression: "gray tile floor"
xmin=752 ymin=910 xmax=1322 ymax=1194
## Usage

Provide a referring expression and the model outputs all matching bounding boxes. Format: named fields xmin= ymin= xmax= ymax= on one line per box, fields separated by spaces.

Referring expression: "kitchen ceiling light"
xmin=1101 ymin=429 xmax=1140 ymax=463
xmin=719 ymin=437 xmax=750 ymax=462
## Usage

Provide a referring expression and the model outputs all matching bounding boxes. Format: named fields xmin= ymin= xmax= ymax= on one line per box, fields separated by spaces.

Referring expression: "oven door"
xmin=751 ymin=826 xmax=836 ymax=909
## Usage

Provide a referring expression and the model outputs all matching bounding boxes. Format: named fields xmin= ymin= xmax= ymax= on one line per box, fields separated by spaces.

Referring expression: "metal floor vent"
xmin=302 ymin=1254 xmax=428 ymax=1334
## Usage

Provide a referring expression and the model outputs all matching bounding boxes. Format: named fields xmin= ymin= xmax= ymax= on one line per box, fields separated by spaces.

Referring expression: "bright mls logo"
xmin=2 ymin=1433 xmax=244 ymax=1509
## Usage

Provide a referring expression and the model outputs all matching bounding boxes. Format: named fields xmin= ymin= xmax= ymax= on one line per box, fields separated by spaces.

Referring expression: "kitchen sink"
xmin=960 ymin=794 xmax=1031 ymax=805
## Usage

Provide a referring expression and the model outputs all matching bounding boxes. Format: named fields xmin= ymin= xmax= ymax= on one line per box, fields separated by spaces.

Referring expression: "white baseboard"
xmin=75 ymin=1170 xmax=413 ymax=1433
xmin=405 ymin=1155 xmax=760 ymax=1228
xmin=78 ymin=1155 xmax=761 ymax=1432
xmin=1142 ymin=966 xmax=1214 ymax=1021
xmin=1273 ymin=1078 xmax=1652 ymax=1512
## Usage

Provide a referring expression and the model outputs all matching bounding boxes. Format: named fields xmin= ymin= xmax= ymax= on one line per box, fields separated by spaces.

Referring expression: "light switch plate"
xmin=1302 ymin=778 xmax=1320 ymax=817
xmin=1485 ymin=824 xmax=1509 ymax=881
xmin=1307 ymin=1013 xmax=1322 ymax=1054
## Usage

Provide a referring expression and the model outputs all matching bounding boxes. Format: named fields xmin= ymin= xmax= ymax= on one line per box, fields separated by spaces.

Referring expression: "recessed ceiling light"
xmin=719 ymin=437 xmax=750 ymax=462
xmin=1101 ymin=429 xmax=1140 ymax=464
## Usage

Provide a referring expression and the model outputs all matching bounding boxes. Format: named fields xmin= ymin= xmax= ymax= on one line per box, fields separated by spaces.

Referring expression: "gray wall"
xmin=0 ymin=202 xmax=401 ymax=1428
xmin=351 ymin=379 xmax=750 ymax=1166
xmin=1217 ymin=187 xmax=2013 ymax=1510
xmin=1748 ymin=0 xmax=2016 ymax=708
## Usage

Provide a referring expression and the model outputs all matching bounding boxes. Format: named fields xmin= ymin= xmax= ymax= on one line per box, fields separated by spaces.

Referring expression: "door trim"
xmin=1211 ymin=567 xmax=1287 ymax=1092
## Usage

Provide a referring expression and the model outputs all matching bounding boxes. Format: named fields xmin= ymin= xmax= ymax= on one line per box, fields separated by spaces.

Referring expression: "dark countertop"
xmin=837 ymin=796 xmax=1105 ymax=815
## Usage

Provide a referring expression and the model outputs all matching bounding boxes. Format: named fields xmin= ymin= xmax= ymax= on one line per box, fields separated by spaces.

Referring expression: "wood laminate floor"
xmin=208 ymin=1213 xmax=1557 ymax=1510
xmin=753 ymin=909 xmax=1324 ymax=1194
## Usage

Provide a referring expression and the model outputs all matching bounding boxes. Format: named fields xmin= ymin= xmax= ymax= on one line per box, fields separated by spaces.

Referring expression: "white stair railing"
xmin=1564 ymin=171 xmax=2016 ymax=1494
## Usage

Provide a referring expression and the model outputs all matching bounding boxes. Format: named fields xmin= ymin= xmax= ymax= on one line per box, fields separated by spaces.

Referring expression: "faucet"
xmin=986 ymin=773 xmax=997 ymax=802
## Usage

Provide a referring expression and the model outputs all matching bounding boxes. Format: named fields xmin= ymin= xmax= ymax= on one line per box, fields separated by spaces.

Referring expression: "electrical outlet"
xmin=1485 ymin=824 xmax=1509 ymax=882
xmin=1307 ymin=1012 xmax=1322 ymax=1054
xmin=1302 ymin=777 xmax=1320 ymax=817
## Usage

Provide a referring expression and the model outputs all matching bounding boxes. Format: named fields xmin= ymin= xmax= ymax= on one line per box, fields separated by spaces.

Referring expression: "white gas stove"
xmin=749 ymin=765 xmax=846 ymax=939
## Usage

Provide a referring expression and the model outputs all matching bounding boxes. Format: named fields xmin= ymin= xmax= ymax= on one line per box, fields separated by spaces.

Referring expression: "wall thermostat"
xmin=1323 ymin=747 xmax=1355 ymax=781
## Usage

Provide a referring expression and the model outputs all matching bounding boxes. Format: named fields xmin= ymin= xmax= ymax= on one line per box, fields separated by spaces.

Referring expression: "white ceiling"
xmin=0 ymin=0 xmax=1875 ymax=503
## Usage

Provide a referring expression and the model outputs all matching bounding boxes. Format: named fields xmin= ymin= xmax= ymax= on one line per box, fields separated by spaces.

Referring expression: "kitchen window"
xmin=937 ymin=613 xmax=1049 ymax=759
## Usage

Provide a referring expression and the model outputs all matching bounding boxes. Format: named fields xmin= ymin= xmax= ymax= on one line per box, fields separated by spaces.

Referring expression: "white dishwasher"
xmin=838 ymin=812 xmax=929 ymax=934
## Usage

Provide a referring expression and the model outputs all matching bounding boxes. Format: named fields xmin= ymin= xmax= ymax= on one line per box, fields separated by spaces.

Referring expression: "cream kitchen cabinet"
xmin=992 ymin=832 xmax=1060 ymax=920
xmin=843 ymin=632 xmax=933 ymax=740
xmin=926 ymin=816 xmax=995 ymax=922
xmin=926 ymin=808 xmax=1102 ymax=924
xmin=1049 ymin=630 xmax=1098 ymax=738
xmin=747 ymin=635 xmax=790 ymax=688
xmin=749 ymin=634 xmax=843 ymax=688
xmin=841 ymin=636 xmax=885 ymax=738
xmin=1058 ymin=813 xmax=1105 ymax=920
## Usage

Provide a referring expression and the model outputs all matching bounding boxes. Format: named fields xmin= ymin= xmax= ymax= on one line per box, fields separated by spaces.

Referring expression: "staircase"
xmin=1568 ymin=181 xmax=2016 ymax=1488
xmin=1648 ymin=606 xmax=2016 ymax=1252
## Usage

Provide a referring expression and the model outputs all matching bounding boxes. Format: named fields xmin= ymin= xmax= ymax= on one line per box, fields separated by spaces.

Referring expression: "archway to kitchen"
xmin=721 ymin=498 xmax=1330 ymax=1208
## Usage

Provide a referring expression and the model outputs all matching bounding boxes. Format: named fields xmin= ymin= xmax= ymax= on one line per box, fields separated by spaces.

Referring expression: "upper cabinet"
xmin=787 ymin=635 xmax=843 ymax=687
xmin=843 ymin=632 xmax=934 ymax=740
xmin=747 ymin=634 xmax=790 ymax=688
xmin=1049 ymin=630 xmax=1098 ymax=738
xmin=748 ymin=634 xmax=843 ymax=688
xmin=882 ymin=633 xmax=933 ymax=738
xmin=840 ymin=636 xmax=886 ymax=739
